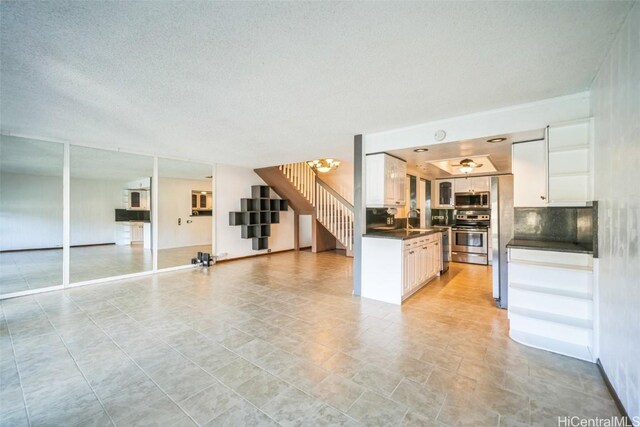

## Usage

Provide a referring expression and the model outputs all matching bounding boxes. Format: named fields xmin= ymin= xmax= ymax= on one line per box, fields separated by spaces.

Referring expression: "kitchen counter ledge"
xmin=364 ymin=227 xmax=446 ymax=240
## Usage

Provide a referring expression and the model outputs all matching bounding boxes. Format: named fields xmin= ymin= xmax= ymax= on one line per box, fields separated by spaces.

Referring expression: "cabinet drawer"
xmin=426 ymin=234 xmax=440 ymax=243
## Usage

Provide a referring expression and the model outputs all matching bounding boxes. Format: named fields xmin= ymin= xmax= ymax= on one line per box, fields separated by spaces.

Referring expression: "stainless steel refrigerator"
xmin=491 ymin=175 xmax=513 ymax=309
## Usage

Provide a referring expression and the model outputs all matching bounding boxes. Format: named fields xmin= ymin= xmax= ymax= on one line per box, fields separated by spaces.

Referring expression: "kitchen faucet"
xmin=406 ymin=208 xmax=419 ymax=231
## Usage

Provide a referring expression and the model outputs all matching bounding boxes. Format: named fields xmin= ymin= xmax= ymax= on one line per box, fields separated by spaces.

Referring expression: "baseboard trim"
xmin=1 ymin=243 xmax=116 ymax=253
xmin=597 ymin=359 xmax=632 ymax=425
xmin=216 ymin=248 xmax=295 ymax=263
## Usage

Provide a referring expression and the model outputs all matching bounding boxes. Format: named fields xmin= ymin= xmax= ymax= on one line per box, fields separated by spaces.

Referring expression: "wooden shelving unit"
xmin=228 ymin=185 xmax=289 ymax=250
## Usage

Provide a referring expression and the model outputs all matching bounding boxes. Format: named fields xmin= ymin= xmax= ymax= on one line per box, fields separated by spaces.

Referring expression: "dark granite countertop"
xmin=507 ymin=239 xmax=593 ymax=254
xmin=364 ymin=228 xmax=445 ymax=240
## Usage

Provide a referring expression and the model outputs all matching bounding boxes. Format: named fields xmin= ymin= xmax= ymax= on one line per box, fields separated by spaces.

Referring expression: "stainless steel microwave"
xmin=454 ymin=192 xmax=490 ymax=209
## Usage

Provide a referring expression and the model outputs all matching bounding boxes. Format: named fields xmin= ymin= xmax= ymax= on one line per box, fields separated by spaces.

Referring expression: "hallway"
xmin=1 ymin=251 xmax=618 ymax=426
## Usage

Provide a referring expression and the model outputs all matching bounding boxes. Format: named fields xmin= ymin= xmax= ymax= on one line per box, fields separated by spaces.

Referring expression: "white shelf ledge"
xmin=509 ymin=282 xmax=592 ymax=300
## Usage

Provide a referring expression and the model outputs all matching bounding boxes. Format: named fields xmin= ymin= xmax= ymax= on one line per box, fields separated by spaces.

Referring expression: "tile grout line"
xmin=33 ymin=295 xmax=117 ymax=427
xmin=164 ymin=316 xmax=364 ymax=425
xmin=96 ymin=293 xmax=287 ymax=426
xmin=3 ymin=304 xmax=33 ymax=427
xmin=68 ymin=297 xmax=203 ymax=427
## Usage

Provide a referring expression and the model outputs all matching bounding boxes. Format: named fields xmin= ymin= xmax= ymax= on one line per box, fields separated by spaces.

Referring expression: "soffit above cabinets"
xmin=428 ymin=156 xmax=497 ymax=176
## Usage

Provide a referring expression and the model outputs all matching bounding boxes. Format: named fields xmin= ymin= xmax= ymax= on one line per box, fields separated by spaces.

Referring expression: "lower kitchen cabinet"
xmin=362 ymin=232 xmax=442 ymax=305
xmin=507 ymin=248 xmax=594 ymax=361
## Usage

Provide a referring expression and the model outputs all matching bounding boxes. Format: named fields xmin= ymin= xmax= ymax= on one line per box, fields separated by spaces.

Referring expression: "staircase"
xmin=254 ymin=162 xmax=354 ymax=256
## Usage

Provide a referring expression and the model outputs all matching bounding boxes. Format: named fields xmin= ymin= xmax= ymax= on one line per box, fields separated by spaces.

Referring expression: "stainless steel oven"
xmin=454 ymin=192 xmax=489 ymax=209
xmin=451 ymin=210 xmax=490 ymax=265
xmin=452 ymin=227 xmax=488 ymax=264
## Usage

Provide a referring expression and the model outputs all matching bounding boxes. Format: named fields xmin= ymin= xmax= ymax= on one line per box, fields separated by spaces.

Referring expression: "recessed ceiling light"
xmin=487 ymin=137 xmax=507 ymax=143
xmin=414 ymin=148 xmax=429 ymax=152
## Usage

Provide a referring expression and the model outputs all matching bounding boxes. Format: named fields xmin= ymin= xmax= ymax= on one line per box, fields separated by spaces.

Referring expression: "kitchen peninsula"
xmin=361 ymin=228 xmax=444 ymax=305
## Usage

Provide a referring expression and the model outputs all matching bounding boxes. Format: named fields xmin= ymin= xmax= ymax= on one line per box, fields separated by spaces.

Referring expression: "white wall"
xmin=298 ymin=215 xmax=312 ymax=248
xmin=214 ymin=163 xmax=294 ymax=259
xmin=591 ymin=3 xmax=639 ymax=420
xmin=158 ymin=177 xmax=212 ymax=249
xmin=0 ymin=173 xmax=129 ymax=250
xmin=364 ymin=92 xmax=591 ymax=153
xmin=70 ymin=178 xmax=125 ymax=246
xmin=0 ymin=173 xmax=63 ymax=250
xmin=318 ymin=160 xmax=354 ymax=204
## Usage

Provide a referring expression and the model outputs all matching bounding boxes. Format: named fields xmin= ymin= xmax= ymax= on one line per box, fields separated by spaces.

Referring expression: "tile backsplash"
xmin=513 ymin=205 xmax=597 ymax=254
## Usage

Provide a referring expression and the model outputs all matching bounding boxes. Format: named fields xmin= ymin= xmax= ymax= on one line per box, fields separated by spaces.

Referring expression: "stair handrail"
xmin=315 ymin=178 xmax=354 ymax=211
xmin=278 ymin=161 xmax=354 ymax=252
xmin=278 ymin=163 xmax=315 ymax=207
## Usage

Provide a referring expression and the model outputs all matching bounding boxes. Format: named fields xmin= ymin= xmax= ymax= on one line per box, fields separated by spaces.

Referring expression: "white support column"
xmin=62 ymin=142 xmax=70 ymax=286
xmin=211 ymin=163 xmax=216 ymax=258
xmin=152 ymin=156 xmax=159 ymax=271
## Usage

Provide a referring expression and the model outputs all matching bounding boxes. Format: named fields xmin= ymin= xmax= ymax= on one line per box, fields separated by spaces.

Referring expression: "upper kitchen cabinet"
xmin=454 ymin=176 xmax=490 ymax=194
xmin=432 ymin=179 xmax=454 ymax=208
xmin=128 ymin=189 xmax=149 ymax=210
xmin=513 ymin=139 xmax=548 ymax=207
xmin=547 ymin=119 xmax=592 ymax=206
xmin=366 ymin=153 xmax=407 ymax=207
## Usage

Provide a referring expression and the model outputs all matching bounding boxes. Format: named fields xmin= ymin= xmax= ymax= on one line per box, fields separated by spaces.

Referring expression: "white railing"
xmin=278 ymin=162 xmax=353 ymax=252
xmin=279 ymin=163 xmax=315 ymax=207
xmin=316 ymin=181 xmax=354 ymax=252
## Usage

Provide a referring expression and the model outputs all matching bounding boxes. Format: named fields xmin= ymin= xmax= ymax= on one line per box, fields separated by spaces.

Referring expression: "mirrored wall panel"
xmin=158 ymin=158 xmax=212 ymax=269
xmin=1 ymin=136 xmax=63 ymax=295
xmin=70 ymin=146 xmax=153 ymax=283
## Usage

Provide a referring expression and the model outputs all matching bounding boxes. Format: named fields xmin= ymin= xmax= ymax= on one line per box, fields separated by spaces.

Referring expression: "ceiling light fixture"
xmin=307 ymin=158 xmax=340 ymax=173
xmin=413 ymin=148 xmax=429 ymax=152
xmin=487 ymin=137 xmax=507 ymax=143
xmin=453 ymin=158 xmax=483 ymax=174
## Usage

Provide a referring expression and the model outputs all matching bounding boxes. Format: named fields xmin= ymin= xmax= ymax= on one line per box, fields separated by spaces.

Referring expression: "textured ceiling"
xmin=0 ymin=1 xmax=633 ymax=168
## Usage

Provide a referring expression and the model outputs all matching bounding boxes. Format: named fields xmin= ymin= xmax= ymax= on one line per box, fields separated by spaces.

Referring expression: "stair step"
xmin=509 ymin=288 xmax=592 ymax=321
xmin=509 ymin=282 xmax=591 ymax=300
xmin=509 ymin=305 xmax=592 ymax=329
xmin=509 ymin=329 xmax=593 ymax=362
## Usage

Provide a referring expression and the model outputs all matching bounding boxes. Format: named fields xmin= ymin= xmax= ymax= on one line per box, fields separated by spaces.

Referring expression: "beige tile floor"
xmin=0 ymin=252 xmax=619 ymax=426
xmin=0 ymin=245 xmax=211 ymax=295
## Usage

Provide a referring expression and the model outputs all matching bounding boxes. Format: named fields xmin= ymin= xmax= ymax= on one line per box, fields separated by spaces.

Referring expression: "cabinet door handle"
xmin=540 ymin=196 xmax=546 ymax=200
xmin=422 ymin=246 xmax=428 ymax=249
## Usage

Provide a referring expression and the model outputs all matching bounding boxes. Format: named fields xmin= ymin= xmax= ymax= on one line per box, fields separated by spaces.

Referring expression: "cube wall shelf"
xmin=229 ymin=185 xmax=288 ymax=250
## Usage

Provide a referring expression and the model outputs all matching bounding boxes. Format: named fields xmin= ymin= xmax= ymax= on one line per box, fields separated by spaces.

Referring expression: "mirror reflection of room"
xmin=0 ymin=136 xmax=63 ymax=296
xmin=158 ymin=158 xmax=212 ymax=269
xmin=69 ymin=146 xmax=154 ymax=283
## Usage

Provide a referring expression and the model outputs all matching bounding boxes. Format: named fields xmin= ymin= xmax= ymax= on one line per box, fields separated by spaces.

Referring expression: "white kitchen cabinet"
xmin=402 ymin=239 xmax=420 ymax=297
xmin=471 ymin=177 xmax=490 ymax=192
xmin=130 ymin=222 xmax=144 ymax=243
xmin=547 ymin=119 xmax=592 ymax=206
xmin=508 ymin=248 xmax=594 ymax=361
xmin=432 ymin=179 xmax=454 ymax=208
xmin=366 ymin=153 xmax=406 ymax=207
xmin=128 ymin=189 xmax=149 ymax=210
xmin=362 ymin=232 xmax=443 ymax=304
xmin=512 ymin=139 xmax=548 ymax=207
xmin=454 ymin=177 xmax=490 ymax=194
